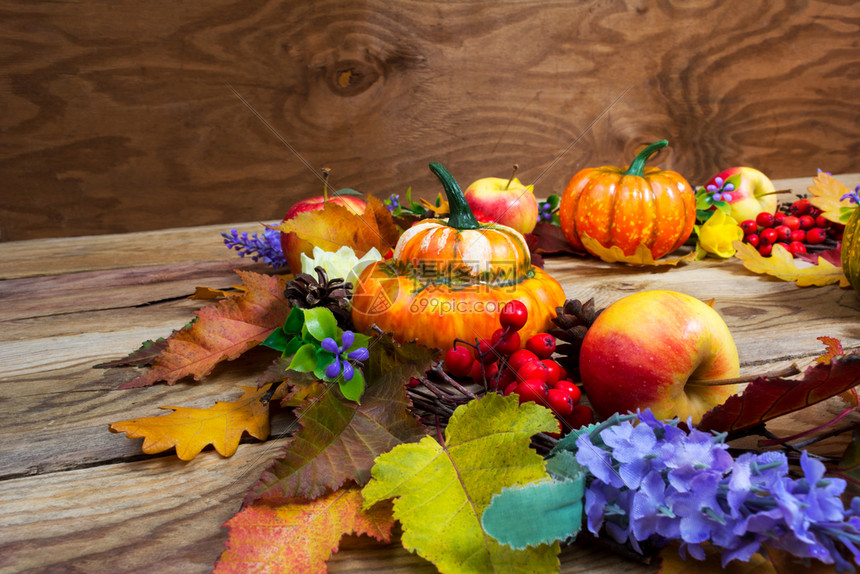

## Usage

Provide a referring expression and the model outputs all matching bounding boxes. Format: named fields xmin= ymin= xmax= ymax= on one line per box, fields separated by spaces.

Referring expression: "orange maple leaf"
xmin=109 ymin=384 xmax=279 ymax=460
xmin=120 ymin=271 xmax=291 ymax=388
xmin=272 ymin=195 xmax=400 ymax=257
xmin=215 ymin=487 xmax=394 ymax=574
xmin=815 ymin=336 xmax=844 ymax=365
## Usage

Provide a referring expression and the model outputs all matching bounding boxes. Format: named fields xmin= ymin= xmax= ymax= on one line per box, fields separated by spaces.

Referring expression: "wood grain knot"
xmin=326 ymin=59 xmax=380 ymax=96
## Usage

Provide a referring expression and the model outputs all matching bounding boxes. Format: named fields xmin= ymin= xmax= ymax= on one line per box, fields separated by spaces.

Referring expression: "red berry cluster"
xmin=443 ymin=300 xmax=593 ymax=432
xmin=740 ymin=198 xmax=842 ymax=257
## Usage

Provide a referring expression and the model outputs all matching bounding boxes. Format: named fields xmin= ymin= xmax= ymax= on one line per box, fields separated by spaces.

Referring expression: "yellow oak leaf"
xmin=581 ymin=234 xmax=698 ymax=266
xmin=807 ymin=171 xmax=856 ymax=224
xmin=216 ymin=487 xmax=394 ymax=574
xmin=733 ymin=241 xmax=849 ymax=287
xmin=273 ymin=194 xmax=400 ymax=258
xmin=109 ymin=384 xmax=282 ymax=460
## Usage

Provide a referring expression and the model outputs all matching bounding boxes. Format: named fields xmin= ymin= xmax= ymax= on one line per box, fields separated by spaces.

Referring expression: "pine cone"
xmin=284 ymin=266 xmax=353 ymax=328
xmin=548 ymin=298 xmax=603 ymax=378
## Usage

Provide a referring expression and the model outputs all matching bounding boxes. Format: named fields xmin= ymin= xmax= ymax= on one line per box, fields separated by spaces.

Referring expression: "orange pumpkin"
xmin=559 ymin=140 xmax=695 ymax=259
xmin=352 ymin=163 xmax=566 ymax=350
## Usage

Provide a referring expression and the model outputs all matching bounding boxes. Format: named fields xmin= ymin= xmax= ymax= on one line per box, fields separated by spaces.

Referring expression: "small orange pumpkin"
xmin=352 ymin=163 xmax=566 ymax=350
xmin=559 ymin=140 xmax=695 ymax=259
xmin=842 ymin=204 xmax=860 ymax=297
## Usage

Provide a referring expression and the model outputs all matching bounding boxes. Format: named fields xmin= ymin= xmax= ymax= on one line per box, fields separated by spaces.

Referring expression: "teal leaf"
xmin=302 ymin=307 xmax=338 ymax=342
xmin=339 ymin=368 xmax=365 ymax=403
xmin=288 ymin=343 xmax=319 ymax=373
xmin=482 ymin=476 xmax=584 ymax=550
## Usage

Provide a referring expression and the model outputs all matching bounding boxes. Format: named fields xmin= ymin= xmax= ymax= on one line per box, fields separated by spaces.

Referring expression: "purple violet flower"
xmin=321 ymin=331 xmax=369 ymax=381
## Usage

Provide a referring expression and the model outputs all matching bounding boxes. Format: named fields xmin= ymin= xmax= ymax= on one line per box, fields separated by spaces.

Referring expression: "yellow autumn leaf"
xmin=807 ymin=172 xmax=856 ymax=224
xmin=733 ymin=241 xmax=849 ymax=287
xmin=581 ymin=234 xmax=698 ymax=266
xmin=660 ymin=541 xmax=776 ymax=574
xmin=109 ymin=384 xmax=284 ymax=460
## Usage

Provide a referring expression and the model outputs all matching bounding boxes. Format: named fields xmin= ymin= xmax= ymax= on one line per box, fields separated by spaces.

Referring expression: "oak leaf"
xmin=697 ymin=346 xmax=860 ymax=437
xmin=733 ymin=241 xmax=849 ymax=287
xmin=246 ymin=336 xmax=435 ymax=503
xmin=119 ymin=271 xmax=291 ymax=388
xmin=216 ymin=487 xmax=395 ymax=574
xmin=807 ymin=171 xmax=857 ymax=224
xmin=581 ymin=234 xmax=697 ymax=266
xmin=109 ymin=384 xmax=280 ymax=460
xmin=273 ymin=195 xmax=400 ymax=258
xmin=362 ymin=393 xmax=561 ymax=574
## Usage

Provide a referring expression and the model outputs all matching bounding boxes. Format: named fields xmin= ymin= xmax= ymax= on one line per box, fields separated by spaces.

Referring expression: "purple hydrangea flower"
xmin=568 ymin=410 xmax=860 ymax=570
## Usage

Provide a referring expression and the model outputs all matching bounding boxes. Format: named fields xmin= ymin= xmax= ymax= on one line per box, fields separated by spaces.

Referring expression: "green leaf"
xmin=361 ymin=393 xmax=561 ymax=574
xmin=714 ymin=200 xmax=731 ymax=214
xmin=281 ymin=337 xmax=304 ymax=358
xmin=288 ymin=343 xmax=319 ymax=372
xmin=261 ymin=327 xmax=291 ymax=353
xmin=345 ymin=332 xmax=370 ymax=355
xmin=283 ymin=307 xmax=305 ymax=335
xmin=546 ymin=194 xmax=560 ymax=210
xmin=482 ymin=477 xmax=584 ymax=550
xmin=723 ymin=173 xmax=742 ymax=189
xmin=339 ymin=369 xmax=365 ymax=403
xmin=302 ymin=307 xmax=338 ymax=342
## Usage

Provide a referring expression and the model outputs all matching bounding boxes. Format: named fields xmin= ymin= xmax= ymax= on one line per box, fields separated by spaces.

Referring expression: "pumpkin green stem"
xmin=429 ymin=162 xmax=480 ymax=230
xmin=622 ymin=140 xmax=669 ymax=177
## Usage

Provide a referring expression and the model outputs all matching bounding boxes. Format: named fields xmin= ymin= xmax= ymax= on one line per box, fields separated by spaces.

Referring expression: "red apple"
xmin=279 ymin=196 xmax=366 ymax=272
xmin=705 ymin=167 xmax=777 ymax=224
xmin=579 ymin=290 xmax=740 ymax=424
xmin=463 ymin=175 xmax=539 ymax=234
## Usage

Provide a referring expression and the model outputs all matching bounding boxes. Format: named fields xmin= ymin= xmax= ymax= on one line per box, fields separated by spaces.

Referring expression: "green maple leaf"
xmin=361 ymin=393 xmax=561 ymax=574
xmin=246 ymin=335 xmax=435 ymax=503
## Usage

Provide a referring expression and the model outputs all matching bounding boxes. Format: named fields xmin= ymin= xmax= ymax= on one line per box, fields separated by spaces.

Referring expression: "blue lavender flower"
xmin=221 ymin=226 xmax=286 ymax=269
xmin=569 ymin=410 xmax=860 ymax=570
xmin=320 ymin=331 xmax=369 ymax=381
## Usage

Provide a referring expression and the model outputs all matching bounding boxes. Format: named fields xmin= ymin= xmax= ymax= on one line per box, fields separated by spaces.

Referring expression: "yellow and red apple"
xmin=279 ymin=195 xmax=366 ymax=272
xmin=706 ymin=167 xmax=777 ymax=223
xmin=579 ymin=290 xmax=740 ymax=424
xmin=464 ymin=175 xmax=539 ymax=234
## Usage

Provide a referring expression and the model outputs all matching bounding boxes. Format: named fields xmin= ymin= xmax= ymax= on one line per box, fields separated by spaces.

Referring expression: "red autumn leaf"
xmin=94 ymin=338 xmax=169 ymax=368
xmin=119 ymin=271 xmax=291 ymax=389
xmin=246 ymin=336 xmax=434 ymax=504
xmin=698 ymin=346 xmax=860 ymax=436
xmin=793 ymin=244 xmax=842 ymax=267
xmin=215 ymin=487 xmax=394 ymax=574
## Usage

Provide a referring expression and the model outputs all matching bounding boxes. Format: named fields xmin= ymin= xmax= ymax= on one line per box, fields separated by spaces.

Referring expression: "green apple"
xmin=579 ymin=290 xmax=740 ymax=424
xmin=463 ymin=172 xmax=539 ymax=234
xmin=706 ymin=167 xmax=777 ymax=223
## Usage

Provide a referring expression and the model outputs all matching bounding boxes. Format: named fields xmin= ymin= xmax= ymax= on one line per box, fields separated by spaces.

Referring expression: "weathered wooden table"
xmin=2 ymin=175 xmax=859 ymax=573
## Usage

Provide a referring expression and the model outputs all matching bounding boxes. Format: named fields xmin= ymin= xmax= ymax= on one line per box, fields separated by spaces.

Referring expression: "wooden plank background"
xmin=2 ymin=0 xmax=859 ymax=242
